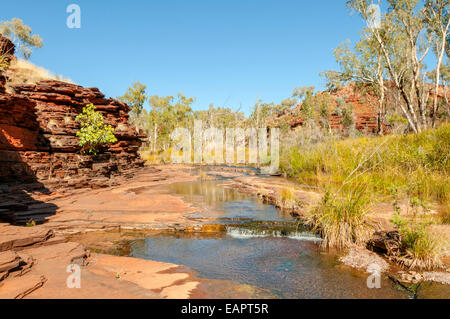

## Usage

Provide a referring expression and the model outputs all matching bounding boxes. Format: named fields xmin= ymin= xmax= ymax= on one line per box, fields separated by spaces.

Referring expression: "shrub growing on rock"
xmin=75 ymin=103 xmax=117 ymax=155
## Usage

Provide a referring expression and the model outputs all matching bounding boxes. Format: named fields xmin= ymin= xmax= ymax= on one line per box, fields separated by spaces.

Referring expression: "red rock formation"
xmin=279 ymin=83 xmax=380 ymax=134
xmin=0 ymin=35 xmax=15 ymax=94
xmin=276 ymin=82 xmax=449 ymax=134
xmin=0 ymin=35 xmax=146 ymax=190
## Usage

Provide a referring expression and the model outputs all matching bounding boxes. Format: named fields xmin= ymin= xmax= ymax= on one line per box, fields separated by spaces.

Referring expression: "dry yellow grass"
xmin=4 ymin=58 xmax=73 ymax=91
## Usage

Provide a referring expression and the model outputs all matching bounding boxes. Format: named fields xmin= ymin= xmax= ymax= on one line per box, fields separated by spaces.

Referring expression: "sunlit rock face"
xmin=0 ymin=35 xmax=146 ymax=189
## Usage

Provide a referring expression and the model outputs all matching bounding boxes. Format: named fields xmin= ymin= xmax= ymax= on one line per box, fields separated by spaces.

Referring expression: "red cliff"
xmin=0 ymin=35 xmax=146 ymax=191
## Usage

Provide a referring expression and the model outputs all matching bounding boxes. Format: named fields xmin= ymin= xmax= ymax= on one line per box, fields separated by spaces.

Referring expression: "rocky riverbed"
xmin=0 ymin=165 xmax=449 ymax=299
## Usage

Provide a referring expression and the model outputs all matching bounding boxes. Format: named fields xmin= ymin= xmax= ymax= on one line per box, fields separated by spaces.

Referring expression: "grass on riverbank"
xmin=280 ymin=123 xmax=450 ymax=206
xmin=391 ymin=214 xmax=445 ymax=270
xmin=281 ymin=124 xmax=449 ymax=263
xmin=305 ymin=183 xmax=375 ymax=250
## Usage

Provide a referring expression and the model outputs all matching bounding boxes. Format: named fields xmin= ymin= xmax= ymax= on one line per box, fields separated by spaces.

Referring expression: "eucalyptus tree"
xmin=147 ymin=93 xmax=194 ymax=152
xmin=424 ymin=0 xmax=450 ymax=127
xmin=344 ymin=0 xmax=441 ymax=133
xmin=118 ymin=81 xmax=148 ymax=128
xmin=0 ymin=18 xmax=43 ymax=59
xmin=194 ymin=104 xmax=244 ymax=129
xmin=331 ymin=31 xmax=388 ymax=134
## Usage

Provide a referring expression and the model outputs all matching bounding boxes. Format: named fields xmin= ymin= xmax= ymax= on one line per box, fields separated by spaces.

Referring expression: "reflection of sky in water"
xmin=130 ymin=234 xmax=408 ymax=299
xmin=156 ymin=180 xmax=448 ymax=299
xmin=169 ymin=181 xmax=293 ymax=221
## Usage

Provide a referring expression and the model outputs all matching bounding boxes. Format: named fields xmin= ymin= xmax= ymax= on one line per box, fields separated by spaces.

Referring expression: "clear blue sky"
xmin=1 ymin=0 xmax=367 ymax=114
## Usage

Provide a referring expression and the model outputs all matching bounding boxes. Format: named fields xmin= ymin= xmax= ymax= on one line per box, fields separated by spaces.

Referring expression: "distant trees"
xmin=147 ymin=93 xmax=194 ymax=152
xmin=118 ymin=81 xmax=254 ymax=154
xmin=194 ymin=104 xmax=245 ymax=129
xmin=323 ymin=0 xmax=450 ymax=134
xmin=0 ymin=18 xmax=43 ymax=59
xmin=424 ymin=0 xmax=450 ymax=127
xmin=117 ymin=81 xmax=148 ymax=127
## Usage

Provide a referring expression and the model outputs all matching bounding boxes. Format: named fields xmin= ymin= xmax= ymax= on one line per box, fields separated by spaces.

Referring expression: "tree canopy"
xmin=0 ymin=18 xmax=43 ymax=59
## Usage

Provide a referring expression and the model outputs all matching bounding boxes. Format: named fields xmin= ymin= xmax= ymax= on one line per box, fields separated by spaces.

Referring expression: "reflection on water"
xmin=169 ymin=181 xmax=293 ymax=222
xmin=130 ymin=232 xmax=408 ymax=299
xmin=169 ymin=181 xmax=249 ymax=205
xmin=127 ymin=179 xmax=416 ymax=299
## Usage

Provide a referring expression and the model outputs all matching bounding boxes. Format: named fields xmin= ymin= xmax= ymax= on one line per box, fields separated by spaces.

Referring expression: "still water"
xmin=129 ymin=180 xmax=447 ymax=299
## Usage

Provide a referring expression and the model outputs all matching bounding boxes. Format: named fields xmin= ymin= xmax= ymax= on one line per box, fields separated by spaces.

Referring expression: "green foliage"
xmin=0 ymin=54 xmax=8 ymax=72
xmin=319 ymin=70 xmax=345 ymax=92
xmin=306 ymin=184 xmax=374 ymax=250
xmin=280 ymin=123 xmax=450 ymax=205
xmin=276 ymin=187 xmax=304 ymax=211
xmin=195 ymin=103 xmax=244 ymax=129
xmin=26 ymin=219 xmax=36 ymax=227
xmin=297 ymin=91 xmax=335 ymax=126
xmin=147 ymin=93 xmax=194 ymax=152
xmin=340 ymin=104 xmax=355 ymax=128
xmin=387 ymin=113 xmax=409 ymax=125
xmin=117 ymin=82 xmax=148 ymax=126
xmin=0 ymin=18 xmax=43 ymax=59
xmin=280 ymin=187 xmax=296 ymax=202
xmin=338 ymin=0 xmax=450 ymax=133
xmin=75 ymin=104 xmax=117 ymax=155
xmin=391 ymin=213 xmax=444 ymax=269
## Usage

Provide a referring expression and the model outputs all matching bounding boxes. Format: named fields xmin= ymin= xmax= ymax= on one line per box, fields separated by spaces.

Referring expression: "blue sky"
xmin=1 ymin=0 xmax=368 ymax=114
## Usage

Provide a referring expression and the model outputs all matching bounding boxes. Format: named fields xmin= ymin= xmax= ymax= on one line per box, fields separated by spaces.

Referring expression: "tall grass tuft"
xmin=391 ymin=214 xmax=445 ymax=270
xmin=306 ymin=183 xmax=375 ymax=250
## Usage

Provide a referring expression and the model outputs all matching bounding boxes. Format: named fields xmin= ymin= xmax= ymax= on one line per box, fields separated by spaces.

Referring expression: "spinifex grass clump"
xmin=306 ymin=184 xmax=375 ymax=250
xmin=76 ymin=103 xmax=117 ymax=155
xmin=391 ymin=214 xmax=444 ymax=270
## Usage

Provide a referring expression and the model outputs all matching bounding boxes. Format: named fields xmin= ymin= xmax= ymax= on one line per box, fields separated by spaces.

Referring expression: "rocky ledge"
xmin=0 ymin=79 xmax=146 ymax=187
xmin=0 ymin=35 xmax=147 ymax=224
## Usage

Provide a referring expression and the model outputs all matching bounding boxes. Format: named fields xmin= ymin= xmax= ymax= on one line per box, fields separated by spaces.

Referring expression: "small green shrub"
xmin=391 ymin=214 xmax=444 ymax=269
xmin=26 ymin=219 xmax=36 ymax=227
xmin=75 ymin=103 xmax=117 ymax=155
xmin=280 ymin=187 xmax=295 ymax=202
xmin=340 ymin=105 xmax=355 ymax=129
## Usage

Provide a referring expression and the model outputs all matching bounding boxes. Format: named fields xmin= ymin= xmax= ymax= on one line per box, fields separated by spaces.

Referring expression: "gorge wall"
xmin=270 ymin=84 xmax=381 ymax=134
xmin=0 ymin=35 xmax=146 ymax=191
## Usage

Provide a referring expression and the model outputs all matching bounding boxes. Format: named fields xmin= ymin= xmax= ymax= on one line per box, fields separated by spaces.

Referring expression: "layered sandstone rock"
xmin=0 ymin=35 xmax=145 ymax=187
xmin=0 ymin=35 xmax=15 ymax=94
xmin=0 ymin=35 xmax=146 ymax=223
xmin=6 ymin=80 xmax=146 ymax=185
xmin=277 ymin=83 xmax=381 ymax=134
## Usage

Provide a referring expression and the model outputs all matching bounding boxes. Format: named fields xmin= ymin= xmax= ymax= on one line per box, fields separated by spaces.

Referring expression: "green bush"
xmin=75 ymin=103 xmax=117 ymax=155
xmin=391 ymin=214 xmax=444 ymax=270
